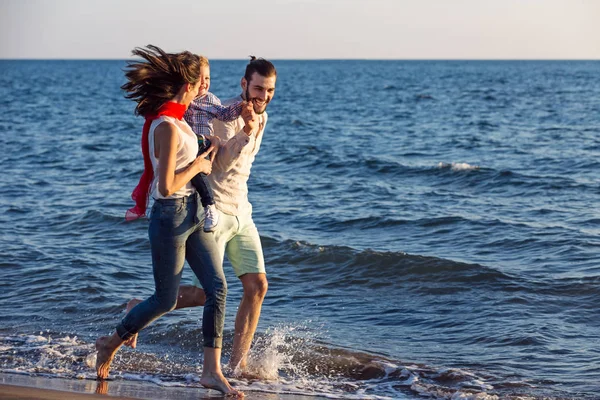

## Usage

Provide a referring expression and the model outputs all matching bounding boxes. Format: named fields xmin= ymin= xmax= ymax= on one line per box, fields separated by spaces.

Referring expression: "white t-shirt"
xmin=148 ymin=115 xmax=198 ymax=199
xmin=209 ymin=95 xmax=268 ymax=216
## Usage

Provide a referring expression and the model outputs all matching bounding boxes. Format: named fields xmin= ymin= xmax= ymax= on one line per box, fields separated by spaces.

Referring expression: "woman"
xmin=95 ymin=45 xmax=242 ymax=397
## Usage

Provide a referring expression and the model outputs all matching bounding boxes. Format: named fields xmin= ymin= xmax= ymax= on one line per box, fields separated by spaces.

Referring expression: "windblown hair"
xmin=244 ymin=56 xmax=277 ymax=83
xmin=121 ymin=45 xmax=201 ymax=116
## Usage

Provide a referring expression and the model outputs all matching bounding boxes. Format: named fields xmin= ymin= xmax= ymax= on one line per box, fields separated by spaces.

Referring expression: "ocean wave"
xmin=261 ymin=237 xmax=600 ymax=301
xmin=0 ymin=332 xmax=559 ymax=400
xmin=262 ymin=238 xmax=513 ymax=287
xmin=323 ymin=153 xmax=598 ymax=196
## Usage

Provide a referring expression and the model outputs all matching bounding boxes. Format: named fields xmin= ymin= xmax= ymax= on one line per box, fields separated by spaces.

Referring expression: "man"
xmin=126 ymin=57 xmax=277 ymax=376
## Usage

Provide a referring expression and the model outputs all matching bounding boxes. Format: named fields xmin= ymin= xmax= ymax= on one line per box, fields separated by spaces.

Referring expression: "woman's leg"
xmin=96 ymin=199 xmax=191 ymax=378
xmin=186 ymin=223 xmax=227 ymax=350
xmin=95 ymin=331 xmax=124 ymax=379
xmin=117 ymin=200 xmax=189 ymax=338
xmin=186 ymin=220 xmax=242 ymax=396
xmin=201 ymin=347 xmax=243 ymax=396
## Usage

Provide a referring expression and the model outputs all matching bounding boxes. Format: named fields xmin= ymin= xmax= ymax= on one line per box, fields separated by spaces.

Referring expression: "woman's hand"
xmin=191 ymin=147 xmax=215 ymax=175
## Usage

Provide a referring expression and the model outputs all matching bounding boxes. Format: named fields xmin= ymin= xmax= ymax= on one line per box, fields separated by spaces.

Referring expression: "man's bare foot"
xmin=95 ymin=336 xmax=119 ymax=379
xmin=201 ymin=372 xmax=244 ymax=397
xmin=232 ymin=370 xmax=265 ymax=380
xmin=228 ymin=356 xmax=246 ymax=374
xmin=123 ymin=299 xmax=142 ymax=348
xmin=229 ymin=363 xmax=271 ymax=380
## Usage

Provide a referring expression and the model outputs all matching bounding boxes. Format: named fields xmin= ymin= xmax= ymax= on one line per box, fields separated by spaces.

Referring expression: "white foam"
xmin=438 ymin=162 xmax=480 ymax=171
xmin=85 ymin=352 xmax=97 ymax=368
xmin=26 ymin=335 xmax=49 ymax=343
xmin=0 ymin=333 xmax=503 ymax=400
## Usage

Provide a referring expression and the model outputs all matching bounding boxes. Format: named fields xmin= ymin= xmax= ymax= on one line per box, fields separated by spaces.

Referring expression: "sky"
xmin=1 ymin=0 xmax=599 ymax=59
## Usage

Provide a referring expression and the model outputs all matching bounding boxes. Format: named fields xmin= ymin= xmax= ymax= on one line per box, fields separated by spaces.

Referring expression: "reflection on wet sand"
xmin=95 ymin=379 xmax=108 ymax=395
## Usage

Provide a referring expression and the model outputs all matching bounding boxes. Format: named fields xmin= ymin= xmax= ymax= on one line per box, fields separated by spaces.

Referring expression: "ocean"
xmin=0 ymin=59 xmax=599 ymax=399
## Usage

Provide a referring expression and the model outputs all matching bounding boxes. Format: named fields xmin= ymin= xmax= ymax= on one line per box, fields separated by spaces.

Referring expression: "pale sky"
xmin=1 ymin=0 xmax=599 ymax=59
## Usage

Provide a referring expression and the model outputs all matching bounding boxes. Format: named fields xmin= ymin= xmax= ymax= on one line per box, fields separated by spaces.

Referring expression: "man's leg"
xmin=176 ymin=285 xmax=206 ymax=308
xmin=172 ymin=212 xmax=233 ymax=313
xmin=230 ymin=273 xmax=267 ymax=371
xmin=226 ymin=215 xmax=267 ymax=372
xmin=124 ymin=285 xmax=206 ymax=348
xmin=177 ymin=211 xmax=236 ymax=309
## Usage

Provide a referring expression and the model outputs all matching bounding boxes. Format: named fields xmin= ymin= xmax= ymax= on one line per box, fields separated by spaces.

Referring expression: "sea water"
xmin=0 ymin=59 xmax=599 ymax=399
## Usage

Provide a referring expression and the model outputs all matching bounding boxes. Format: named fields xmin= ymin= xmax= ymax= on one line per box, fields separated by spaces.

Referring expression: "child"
xmin=184 ymin=56 xmax=244 ymax=232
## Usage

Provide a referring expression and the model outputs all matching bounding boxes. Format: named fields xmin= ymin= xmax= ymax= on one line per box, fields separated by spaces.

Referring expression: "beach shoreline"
xmin=0 ymin=373 xmax=204 ymax=400
xmin=0 ymin=373 xmax=331 ymax=400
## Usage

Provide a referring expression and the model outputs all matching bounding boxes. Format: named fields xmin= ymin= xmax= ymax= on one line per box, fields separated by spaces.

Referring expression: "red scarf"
xmin=125 ymin=102 xmax=187 ymax=221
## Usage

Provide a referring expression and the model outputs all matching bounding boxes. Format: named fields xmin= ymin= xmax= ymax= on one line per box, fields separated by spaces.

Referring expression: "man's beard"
xmin=246 ymin=87 xmax=268 ymax=115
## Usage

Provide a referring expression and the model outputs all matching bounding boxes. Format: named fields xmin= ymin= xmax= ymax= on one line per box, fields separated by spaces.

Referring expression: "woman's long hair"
xmin=121 ymin=45 xmax=201 ymax=116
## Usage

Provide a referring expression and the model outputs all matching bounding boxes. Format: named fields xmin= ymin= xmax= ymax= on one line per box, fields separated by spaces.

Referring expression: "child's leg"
xmin=193 ymin=135 xmax=215 ymax=208
xmin=194 ymin=173 xmax=219 ymax=232
xmin=192 ymin=173 xmax=215 ymax=208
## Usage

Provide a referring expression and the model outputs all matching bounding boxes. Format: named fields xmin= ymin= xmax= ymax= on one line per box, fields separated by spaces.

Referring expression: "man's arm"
xmin=213 ymin=102 xmax=259 ymax=172
xmin=212 ymin=121 xmax=252 ymax=173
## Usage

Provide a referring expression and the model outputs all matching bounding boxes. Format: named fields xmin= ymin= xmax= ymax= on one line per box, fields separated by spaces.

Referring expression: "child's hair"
xmin=244 ymin=56 xmax=277 ymax=83
xmin=199 ymin=56 xmax=209 ymax=68
xmin=121 ymin=45 xmax=202 ymax=116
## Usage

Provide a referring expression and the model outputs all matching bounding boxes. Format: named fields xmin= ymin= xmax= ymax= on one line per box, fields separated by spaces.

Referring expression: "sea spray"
xmin=239 ymin=321 xmax=322 ymax=381
xmin=232 ymin=323 xmax=402 ymax=399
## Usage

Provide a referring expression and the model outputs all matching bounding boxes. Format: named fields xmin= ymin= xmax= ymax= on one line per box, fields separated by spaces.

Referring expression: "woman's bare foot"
xmin=123 ymin=299 xmax=142 ymax=348
xmin=95 ymin=335 xmax=121 ymax=379
xmin=201 ymin=371 xmax=244 ymax=397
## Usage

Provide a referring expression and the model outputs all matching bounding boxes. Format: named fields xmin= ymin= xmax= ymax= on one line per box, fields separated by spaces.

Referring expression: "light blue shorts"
xmin=192 ymin=211 xmax=265 ymax=287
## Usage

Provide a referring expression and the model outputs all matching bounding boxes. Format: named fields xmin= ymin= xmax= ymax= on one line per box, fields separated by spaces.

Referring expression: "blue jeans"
xmin=190 ymin=173 xmax=215 ymax=208
xmin=116 ymin=193 xmax=226 ymax=348
xmin=190 ymin=136 xmax=214 ymax=208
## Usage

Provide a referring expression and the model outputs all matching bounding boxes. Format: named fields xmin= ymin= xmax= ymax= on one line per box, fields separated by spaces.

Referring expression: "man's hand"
xmin=241 ymin=101 xmax=258 ymax=136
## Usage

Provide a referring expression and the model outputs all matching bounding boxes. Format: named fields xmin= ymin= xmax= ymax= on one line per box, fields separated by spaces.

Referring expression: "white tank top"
xmin=148 ymin=115 xmax=198 ymax=199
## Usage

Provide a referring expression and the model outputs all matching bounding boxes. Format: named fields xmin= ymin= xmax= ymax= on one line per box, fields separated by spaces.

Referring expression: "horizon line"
xmin=1 ymin=57 xmax=599 ymax=62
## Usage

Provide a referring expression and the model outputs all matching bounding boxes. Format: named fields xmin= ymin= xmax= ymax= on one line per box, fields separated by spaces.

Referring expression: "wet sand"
xmin=0 ymin=373 xmax=328 ymax=400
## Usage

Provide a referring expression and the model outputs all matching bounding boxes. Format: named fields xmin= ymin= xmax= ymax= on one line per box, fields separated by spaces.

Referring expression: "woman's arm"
xmin=155 ymin=121 xmax=214 ymax=197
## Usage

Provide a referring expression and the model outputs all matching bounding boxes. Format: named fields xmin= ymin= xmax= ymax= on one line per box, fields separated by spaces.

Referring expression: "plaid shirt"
xmin=184 ymin=92 xmax=243 ymax=139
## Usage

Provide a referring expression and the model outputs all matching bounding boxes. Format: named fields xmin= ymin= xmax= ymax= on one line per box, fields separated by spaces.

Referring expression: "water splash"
xmin=239 ymin=322 xmax=321 ymax=380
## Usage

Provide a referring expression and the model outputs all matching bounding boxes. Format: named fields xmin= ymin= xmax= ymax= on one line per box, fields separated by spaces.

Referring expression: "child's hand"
xmin=208 ymin=135 xmax=221 ymax=149
xmin=209 ymin=142 xmax=219 ymax=162
xmin=200 ymin=144 xmax=215 ymax=159
xmin=207 ymin=136 xmax=220 ymax=162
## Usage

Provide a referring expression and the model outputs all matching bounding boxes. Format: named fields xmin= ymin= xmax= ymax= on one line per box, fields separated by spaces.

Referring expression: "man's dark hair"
xmin=244 ymin=56 xmax=277 ymax=83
